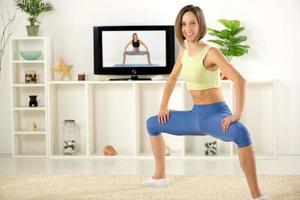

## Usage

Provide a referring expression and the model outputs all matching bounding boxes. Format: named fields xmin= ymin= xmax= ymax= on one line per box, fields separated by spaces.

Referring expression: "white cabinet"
xmin=47 ymin=80 xmax=277 ymax=159
xmin=9 ymin=38 xmax=276 ymax=159
xmin=10 ymin=37 xmax=52 ymax=157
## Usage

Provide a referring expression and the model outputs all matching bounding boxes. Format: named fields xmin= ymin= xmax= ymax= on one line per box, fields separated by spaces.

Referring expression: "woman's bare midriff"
xmin=189 ymin=87 xmax=224 ymax=105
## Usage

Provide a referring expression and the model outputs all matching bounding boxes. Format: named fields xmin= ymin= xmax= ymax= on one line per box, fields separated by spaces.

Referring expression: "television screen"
xmin=94 ymin=26 xmax=175 ymax=79
xmin=103 ymin=31 xmax=166 ymax=67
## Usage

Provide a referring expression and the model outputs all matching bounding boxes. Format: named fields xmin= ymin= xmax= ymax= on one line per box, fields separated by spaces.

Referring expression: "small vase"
xmin=26 ymin=25 xmax=39 ymax=37
xmin=29 ymin=95 xmax=38 ymax=107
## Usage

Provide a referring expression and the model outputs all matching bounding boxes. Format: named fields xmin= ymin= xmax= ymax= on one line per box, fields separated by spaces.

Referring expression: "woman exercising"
xmin=143 ymin=4 xmax=266 ymax=200
xmin=122 ymin=33 xmax=152 ymax=64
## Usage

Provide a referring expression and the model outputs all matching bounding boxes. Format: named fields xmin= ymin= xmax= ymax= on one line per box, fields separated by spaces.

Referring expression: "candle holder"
xmin=78 ymin=73 xmax=85 ymax=81
xmin=29 ymin=95 xmax=38 ymax=107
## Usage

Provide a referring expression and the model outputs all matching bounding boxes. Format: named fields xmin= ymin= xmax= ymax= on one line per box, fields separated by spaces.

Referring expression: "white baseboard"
xmin=0 ymin=149 xmax=11 ymax=154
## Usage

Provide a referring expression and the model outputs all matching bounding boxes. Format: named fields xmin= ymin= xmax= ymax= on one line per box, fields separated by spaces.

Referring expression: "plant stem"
xmin=0 ymin=10 xmax=16 ymax=79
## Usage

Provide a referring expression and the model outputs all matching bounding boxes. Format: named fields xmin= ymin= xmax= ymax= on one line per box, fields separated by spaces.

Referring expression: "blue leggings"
xmin=146 ymin=101 xmax=251 ymax=148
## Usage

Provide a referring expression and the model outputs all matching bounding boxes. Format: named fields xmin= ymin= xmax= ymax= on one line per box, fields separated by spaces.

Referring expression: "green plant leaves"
xmin=15 ymin=0 xmax=54 ymax=25
xmin=208 ymin=18 xmax=250 ymax=58
xmin=207 ymin=39 xmax=227 ymax=47
xmin=218 ymin=19 xmax=240 ymax=31
xmin=231 ymin=35 xmax=247 ymax=43
xmin=231 ymin=27 xmax=245 ymax=35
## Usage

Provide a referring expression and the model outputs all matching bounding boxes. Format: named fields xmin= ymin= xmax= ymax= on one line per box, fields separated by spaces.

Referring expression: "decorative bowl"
xmin=20 ymin=51 xmax=42 ymax=60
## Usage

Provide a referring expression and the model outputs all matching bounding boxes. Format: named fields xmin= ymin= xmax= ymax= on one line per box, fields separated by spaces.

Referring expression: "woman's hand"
xmin=221 ymin=114 xmax=241 ymax=133
xmin=158 ymin=107 xmax=170 ymax=124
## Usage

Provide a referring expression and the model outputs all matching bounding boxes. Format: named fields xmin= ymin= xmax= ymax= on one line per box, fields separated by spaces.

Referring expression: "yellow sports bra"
xmin=180 ymin=45 xmax=220 ymax=90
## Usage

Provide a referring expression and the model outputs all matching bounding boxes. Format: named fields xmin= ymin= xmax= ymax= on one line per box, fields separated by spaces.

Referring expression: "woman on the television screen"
xmin=143 ymin=4 xmax=266 ymax=200
xmin=122 ymin=33 xmax=152 ymax=64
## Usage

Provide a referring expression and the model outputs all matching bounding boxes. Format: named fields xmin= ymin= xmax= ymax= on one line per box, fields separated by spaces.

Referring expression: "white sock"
xmin=252 ymin=195 xmax=266 ymax=200
xmin=142 ymin=177 xmax=169 ymax=188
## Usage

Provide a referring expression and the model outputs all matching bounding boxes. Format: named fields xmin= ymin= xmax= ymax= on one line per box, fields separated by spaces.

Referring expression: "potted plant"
xmin=208 ymin=19 xmax=250 ymax=79
xmin=15 ymin=0 xmax=54 ymax=36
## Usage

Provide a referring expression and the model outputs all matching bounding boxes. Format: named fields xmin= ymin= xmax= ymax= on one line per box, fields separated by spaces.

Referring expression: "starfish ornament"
xmin=52 ymin=59 xmax=73 ymax=80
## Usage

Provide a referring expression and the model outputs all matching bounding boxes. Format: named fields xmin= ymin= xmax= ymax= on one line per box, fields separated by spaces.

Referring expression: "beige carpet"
xmin=0 ymin=174 xmax=299 ymax=200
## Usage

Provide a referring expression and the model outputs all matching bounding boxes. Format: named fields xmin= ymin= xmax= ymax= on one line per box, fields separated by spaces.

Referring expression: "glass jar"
xmin=63 ymin=119 xmax=76 ymax=155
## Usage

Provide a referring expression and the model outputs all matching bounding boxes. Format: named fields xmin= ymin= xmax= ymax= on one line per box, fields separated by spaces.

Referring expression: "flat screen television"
xmin=93 ymin=25 xmax=175 ymax=80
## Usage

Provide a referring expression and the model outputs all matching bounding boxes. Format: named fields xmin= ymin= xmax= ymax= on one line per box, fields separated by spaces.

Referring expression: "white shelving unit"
xmin=10 ymin=37 xmax=52 ymax=158
xmin=47 ymin=80 xmax=277 ymax=159
xmin=9 ymin=38 xmax=276 ymax=159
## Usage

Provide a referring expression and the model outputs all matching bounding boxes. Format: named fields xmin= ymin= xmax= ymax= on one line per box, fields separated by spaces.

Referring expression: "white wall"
xmin=1 ymin=0 xmax=300 ymax=154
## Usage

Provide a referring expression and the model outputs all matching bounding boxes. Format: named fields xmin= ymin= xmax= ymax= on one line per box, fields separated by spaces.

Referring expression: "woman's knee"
xmin=231 ymin=122 xmax=252 ymax=148
xmin=146 ymin=116 xmax=160 ymax=136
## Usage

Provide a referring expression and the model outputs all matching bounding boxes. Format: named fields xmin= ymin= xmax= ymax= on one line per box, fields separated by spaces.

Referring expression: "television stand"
xmin=109 ymin=76 xmax=151 ymax=81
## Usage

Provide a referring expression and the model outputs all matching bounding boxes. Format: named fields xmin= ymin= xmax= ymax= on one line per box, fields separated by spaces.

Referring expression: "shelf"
xmin=12 ymin=111 xmax=46 ymax=133
xmin=12 ymin=37 xmax=48 ymax=40
xmin=184 ymin=152 xmax=232 ymax=157
xmin=12 ymin=79 xmax=278 ymax=159
xmin=12 ymin=60 xmax=45 ymax=64
xmin=50 ymin=153 xmax=87 ymax=157
xmin=12 ymin=87 xmax=45 ymax=108
xmin=14 ymin=134 xmax=46 ymax=156
xmin=48 ymin=81 xmax=86 ymax=85
xmin=13 ymin=155 xmax=48 ymax=158
xmin=88 ymin=83 xmax=136 ymax=156
xmin=14 ymin=130 xmax=46 ymax=135
xmin=10 ymin=37 xmax=51 ymax=157
xmin=48 ymin=83 xmax=87 ymax=156
xmin=13 ymin=107 xmax=46 ymax=111
xmin=11 ymin=38 xmax=47 ymax=61
xmin=13 ymin=83 xmax=45 ymax=87
xmin=47 ymin=80 xmax=235 ymax=85
xmin=88 ymin=80 xmax=135 ymax=85
xmin=136 ymin=152 xmax=153 ymax=157
xmin=11 ymin=62 xmax=46 ymax=84
xmin=9 ymin=36 xmax=277 ymax=159
xmin=50 ymin=155 xmax=88 ymax=159
xmin=89 ymin=151 xmax=136 ymax=157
